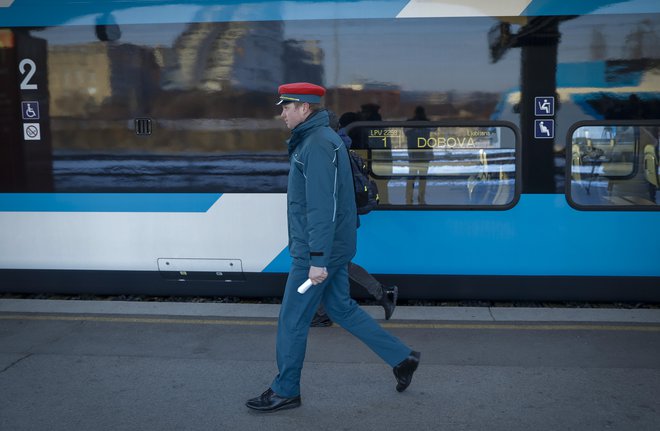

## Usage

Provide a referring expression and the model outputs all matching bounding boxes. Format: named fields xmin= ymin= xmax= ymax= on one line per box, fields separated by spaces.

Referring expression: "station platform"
xmin=1 ymin=299 xmax=660 ymax=431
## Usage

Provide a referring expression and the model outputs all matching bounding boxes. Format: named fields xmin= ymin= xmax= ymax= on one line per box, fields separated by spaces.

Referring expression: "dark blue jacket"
xmin=286 ymin=110 xmax=357 ymax=267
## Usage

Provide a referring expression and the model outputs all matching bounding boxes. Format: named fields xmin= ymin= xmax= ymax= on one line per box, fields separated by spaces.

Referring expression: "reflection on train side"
xmin=348 ymin=123 xmax=518 ymax=207
xmin=569 ymin=123 xmax=660 ymax=208
xmin=52 ymin=153 xmax=289 ymax=192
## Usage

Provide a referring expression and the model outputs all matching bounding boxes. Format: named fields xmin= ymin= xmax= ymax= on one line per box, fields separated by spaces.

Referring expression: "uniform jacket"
xmin=286 ymin=109 xmax=357 ymax=268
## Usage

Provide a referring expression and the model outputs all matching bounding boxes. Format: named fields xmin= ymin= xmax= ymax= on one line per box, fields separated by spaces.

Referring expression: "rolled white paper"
xmin=297 ymin=279 xmax=313 ymax=294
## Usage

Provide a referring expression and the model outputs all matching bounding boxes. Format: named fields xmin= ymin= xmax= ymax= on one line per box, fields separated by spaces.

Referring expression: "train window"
xmin=1 ymin=17 xmax=528 ymax=194
xmin=346 ymin=122 xmax=519 ymax=208
xmin=568 ymin=122 xmax=660 ymax=209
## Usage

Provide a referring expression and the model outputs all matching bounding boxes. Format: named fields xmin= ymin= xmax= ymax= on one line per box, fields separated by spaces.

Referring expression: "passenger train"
xmin=0 ymin=0 xmax=659 ymax=301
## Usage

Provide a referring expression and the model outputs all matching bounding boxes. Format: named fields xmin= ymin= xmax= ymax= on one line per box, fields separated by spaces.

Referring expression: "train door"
xmin=0 ymin=28 xmax=53 ymax=191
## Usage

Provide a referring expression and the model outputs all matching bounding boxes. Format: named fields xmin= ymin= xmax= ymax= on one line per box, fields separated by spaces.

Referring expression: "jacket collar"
xmin=287 ymin=109 xmax=329 ymax=155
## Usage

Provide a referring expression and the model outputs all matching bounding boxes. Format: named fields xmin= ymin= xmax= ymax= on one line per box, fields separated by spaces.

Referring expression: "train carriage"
xmin=0 ymin=0 xmax=658 ymax=301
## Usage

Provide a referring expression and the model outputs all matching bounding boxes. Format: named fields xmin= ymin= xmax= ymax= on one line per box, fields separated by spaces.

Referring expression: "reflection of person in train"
xmin=345 ymin=104 xmax=381 ymax=150
xmin=339 ymin=105 xmax=391 ymax=205
xmin=360 ymin=102 xmax=382 ymax=121
xmin=339 ymin=111 xmax=360 ymax=147
xmin=404 ymin=106 xmax=431 ymax=205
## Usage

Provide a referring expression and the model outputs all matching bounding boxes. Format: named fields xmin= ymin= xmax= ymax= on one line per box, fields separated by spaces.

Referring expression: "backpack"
xmin=346 ymin=149 xmax=379 ymax=215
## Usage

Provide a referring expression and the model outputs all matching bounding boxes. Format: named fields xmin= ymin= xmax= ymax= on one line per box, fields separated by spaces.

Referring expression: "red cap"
xmin=277 ymin=82 xmax=326 ymax=105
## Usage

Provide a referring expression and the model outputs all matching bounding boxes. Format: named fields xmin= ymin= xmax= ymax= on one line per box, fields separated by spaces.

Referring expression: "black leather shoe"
xmin=380 ymin=285 xmax=398 ymax=320
xmin=246 ymin=388 xmax=301 ymax=412
xmin=310 ymin=313 xmax=333 ymax=327
xmin=393 ymin=351 xmax=420 ymax=392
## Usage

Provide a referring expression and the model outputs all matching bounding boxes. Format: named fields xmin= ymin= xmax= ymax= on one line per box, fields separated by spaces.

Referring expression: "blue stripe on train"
xmin=3 ymin=0 xmax=660 ymax=27
xmin=0 ymin=0 xmax=410 ymax=26
xmin=263 ymin=194 xmax=660 ymax=277
xmin=523 ymin=0 xmax=660 ymax=16
xmin=0 ymin=193 xmax=220 ymax=212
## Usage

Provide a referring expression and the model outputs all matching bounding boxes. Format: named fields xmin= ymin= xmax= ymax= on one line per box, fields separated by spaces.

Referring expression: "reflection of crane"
xmin=95 ymin=12 xmax=121 ymax=42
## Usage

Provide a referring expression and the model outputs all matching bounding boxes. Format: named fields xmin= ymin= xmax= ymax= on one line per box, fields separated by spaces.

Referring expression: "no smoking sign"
xmin=23 ymin=123 xmax=41 ymax=140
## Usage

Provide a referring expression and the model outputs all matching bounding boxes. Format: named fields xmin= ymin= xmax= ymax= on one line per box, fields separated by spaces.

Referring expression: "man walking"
xmin=246 ymin=82 xmax=420 ymax=412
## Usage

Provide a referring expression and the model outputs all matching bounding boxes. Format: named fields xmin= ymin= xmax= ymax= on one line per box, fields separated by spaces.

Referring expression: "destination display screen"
xmin=359 ymin=126 xmax=508 ymax=150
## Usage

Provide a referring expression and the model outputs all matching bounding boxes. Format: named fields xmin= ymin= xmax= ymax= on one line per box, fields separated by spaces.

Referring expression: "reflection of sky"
xmin=33 ymin=17 xmax=187 ymax=47
xmin=30 ymin=8 xmax=659 ymax=93
xmin=558 ymin=13 xmax=660 ymax=62
xmin=283 ymin=17 xmax=519 ymax=92
xmin=34 ymin=15 xmax=520 ymax=92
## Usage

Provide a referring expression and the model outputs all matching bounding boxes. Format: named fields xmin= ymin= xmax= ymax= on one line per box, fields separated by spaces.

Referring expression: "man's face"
xmin=280 ymin=102 xmax=308 ymax=130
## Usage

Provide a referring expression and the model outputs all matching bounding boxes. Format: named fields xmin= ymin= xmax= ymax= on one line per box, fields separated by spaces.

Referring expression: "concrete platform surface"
xmin=1 ymin=300 xmax=659 ymax=431
xmin=1 ymin=298 xmax=659 ymax=322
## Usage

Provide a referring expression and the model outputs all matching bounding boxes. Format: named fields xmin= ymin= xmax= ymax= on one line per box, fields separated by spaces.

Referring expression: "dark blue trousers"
xmin=270 ymin=263 xmax=411 ymax=397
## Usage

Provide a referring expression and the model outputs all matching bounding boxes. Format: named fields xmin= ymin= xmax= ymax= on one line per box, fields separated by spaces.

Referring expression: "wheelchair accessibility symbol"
xmin=21 ymin=101 xmax=40 ymax=120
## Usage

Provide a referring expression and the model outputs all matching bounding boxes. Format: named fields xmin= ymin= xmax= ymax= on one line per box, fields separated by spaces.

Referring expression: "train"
xmin=0 ymin=0 xmax=659 ymax=301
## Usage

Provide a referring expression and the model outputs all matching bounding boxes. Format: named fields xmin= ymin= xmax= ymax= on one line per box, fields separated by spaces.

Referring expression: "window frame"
xmin=566 ymin=120 xmax=660 ymax=211
xmin=344 ymin=120 xmax=521 ymax=211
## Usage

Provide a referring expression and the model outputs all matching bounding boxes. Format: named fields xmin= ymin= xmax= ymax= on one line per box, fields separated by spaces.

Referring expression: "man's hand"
xmin=309 ymin=266 xmax=328 ymax=285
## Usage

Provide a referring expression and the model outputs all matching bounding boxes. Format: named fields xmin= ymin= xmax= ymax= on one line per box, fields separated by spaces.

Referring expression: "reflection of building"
xmin=326 ymin=85 xmax=401 ymax=118
xmin=48 ymin=44 xmax=111 ymax=116
xmin=283 ymin=39 xmax=324 ymax=84
xmin=48 ymin=43 xmax=160 ymax=117
xmin=161 ymin=21 xmax=285 ymax=92
xmin=326 ymin=85 xmax=499 ymax=121
xmin=107 ymin=43 xmax=160 ymax=113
